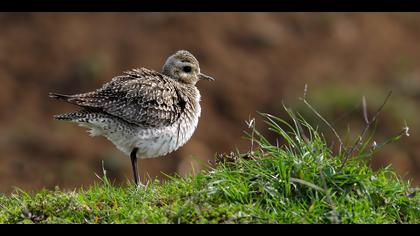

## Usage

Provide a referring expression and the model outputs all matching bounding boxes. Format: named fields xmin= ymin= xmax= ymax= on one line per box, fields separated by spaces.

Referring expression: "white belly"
xmin=97 ymin=111 xmax=200 ymax=159
xmin=134 ymin=118 xmax=198 ymax=158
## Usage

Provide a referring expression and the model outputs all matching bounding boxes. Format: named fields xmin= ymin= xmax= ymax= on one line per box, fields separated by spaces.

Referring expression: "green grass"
xmin=0 ymin=109 xmax=419 ymax=224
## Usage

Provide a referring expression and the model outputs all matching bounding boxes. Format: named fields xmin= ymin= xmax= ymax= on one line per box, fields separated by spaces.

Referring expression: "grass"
xmin=0 ymin=107 xmax=419 ymax=224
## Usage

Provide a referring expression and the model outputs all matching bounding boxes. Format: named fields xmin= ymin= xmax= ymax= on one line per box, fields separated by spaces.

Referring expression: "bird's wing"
xmin=60 ymin=68 xmax=187 ymax=128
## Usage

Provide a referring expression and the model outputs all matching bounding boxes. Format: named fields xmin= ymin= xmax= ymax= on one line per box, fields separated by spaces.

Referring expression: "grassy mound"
xmin=0 ymin=109 xmax=418 ymax=223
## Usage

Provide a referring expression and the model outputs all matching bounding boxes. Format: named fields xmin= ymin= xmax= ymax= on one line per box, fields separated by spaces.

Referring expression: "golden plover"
xmin=49 ymin=50 xmax=214 ymax=186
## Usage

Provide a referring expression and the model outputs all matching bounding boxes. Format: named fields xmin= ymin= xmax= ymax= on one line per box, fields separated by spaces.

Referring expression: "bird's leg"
xmin=130 ymin=148 xmax=140 ymax=186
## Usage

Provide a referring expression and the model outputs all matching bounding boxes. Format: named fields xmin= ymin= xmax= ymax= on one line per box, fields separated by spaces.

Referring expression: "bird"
xmin=49 ymin=50 xmax=214 ymax=186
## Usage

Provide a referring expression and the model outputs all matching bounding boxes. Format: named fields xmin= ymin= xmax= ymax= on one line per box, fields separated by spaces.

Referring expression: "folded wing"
xmin=50 ymin=68 xmax=186 ymax=128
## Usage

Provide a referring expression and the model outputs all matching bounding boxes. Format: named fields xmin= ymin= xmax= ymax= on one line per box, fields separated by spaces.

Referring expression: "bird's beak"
xmin=199 ymin=73 xmax=215 ymax=81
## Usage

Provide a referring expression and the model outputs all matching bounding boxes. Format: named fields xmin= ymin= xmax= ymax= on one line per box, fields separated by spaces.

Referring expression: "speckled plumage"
xmin=49 ymin=51 xmax=214 ymax=183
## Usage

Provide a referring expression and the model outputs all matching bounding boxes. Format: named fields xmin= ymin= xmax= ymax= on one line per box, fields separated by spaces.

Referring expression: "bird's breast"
xmin=133 ymin=100 xmax=201 ymax=158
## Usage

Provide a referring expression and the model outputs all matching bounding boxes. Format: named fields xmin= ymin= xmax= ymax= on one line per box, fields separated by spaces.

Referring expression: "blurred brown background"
xmin=1 ymin=13 xmax=419 ymax=193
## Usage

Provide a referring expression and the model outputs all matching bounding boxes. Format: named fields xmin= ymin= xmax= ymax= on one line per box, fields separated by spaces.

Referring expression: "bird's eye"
xmin=182 ymin=66 xmax=192 ymax=73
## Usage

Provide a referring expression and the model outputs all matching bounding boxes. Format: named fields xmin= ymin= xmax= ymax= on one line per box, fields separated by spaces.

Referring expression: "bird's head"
xmin=162 ymin=50 xmax=214 ymax=85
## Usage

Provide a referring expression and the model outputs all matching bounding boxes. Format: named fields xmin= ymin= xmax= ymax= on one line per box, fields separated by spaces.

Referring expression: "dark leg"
xmin=130 ymin=148 xmax=140 ymax=186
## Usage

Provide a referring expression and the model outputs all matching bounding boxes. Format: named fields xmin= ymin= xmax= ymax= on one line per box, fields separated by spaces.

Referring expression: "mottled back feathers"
xmin=51 ymin=68 xmax=192 ymax=128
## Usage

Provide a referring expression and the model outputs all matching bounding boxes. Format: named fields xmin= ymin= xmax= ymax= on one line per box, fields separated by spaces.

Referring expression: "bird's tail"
xmin=53 ymin=110 xmax=108 ymax=137
xmin=50 ymin=92 xmax=82 ymax=121
xmin=49 ymin=92 xmax=71 ymax=102
xmin=53 ymin=111 xmax=88 ymax=121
